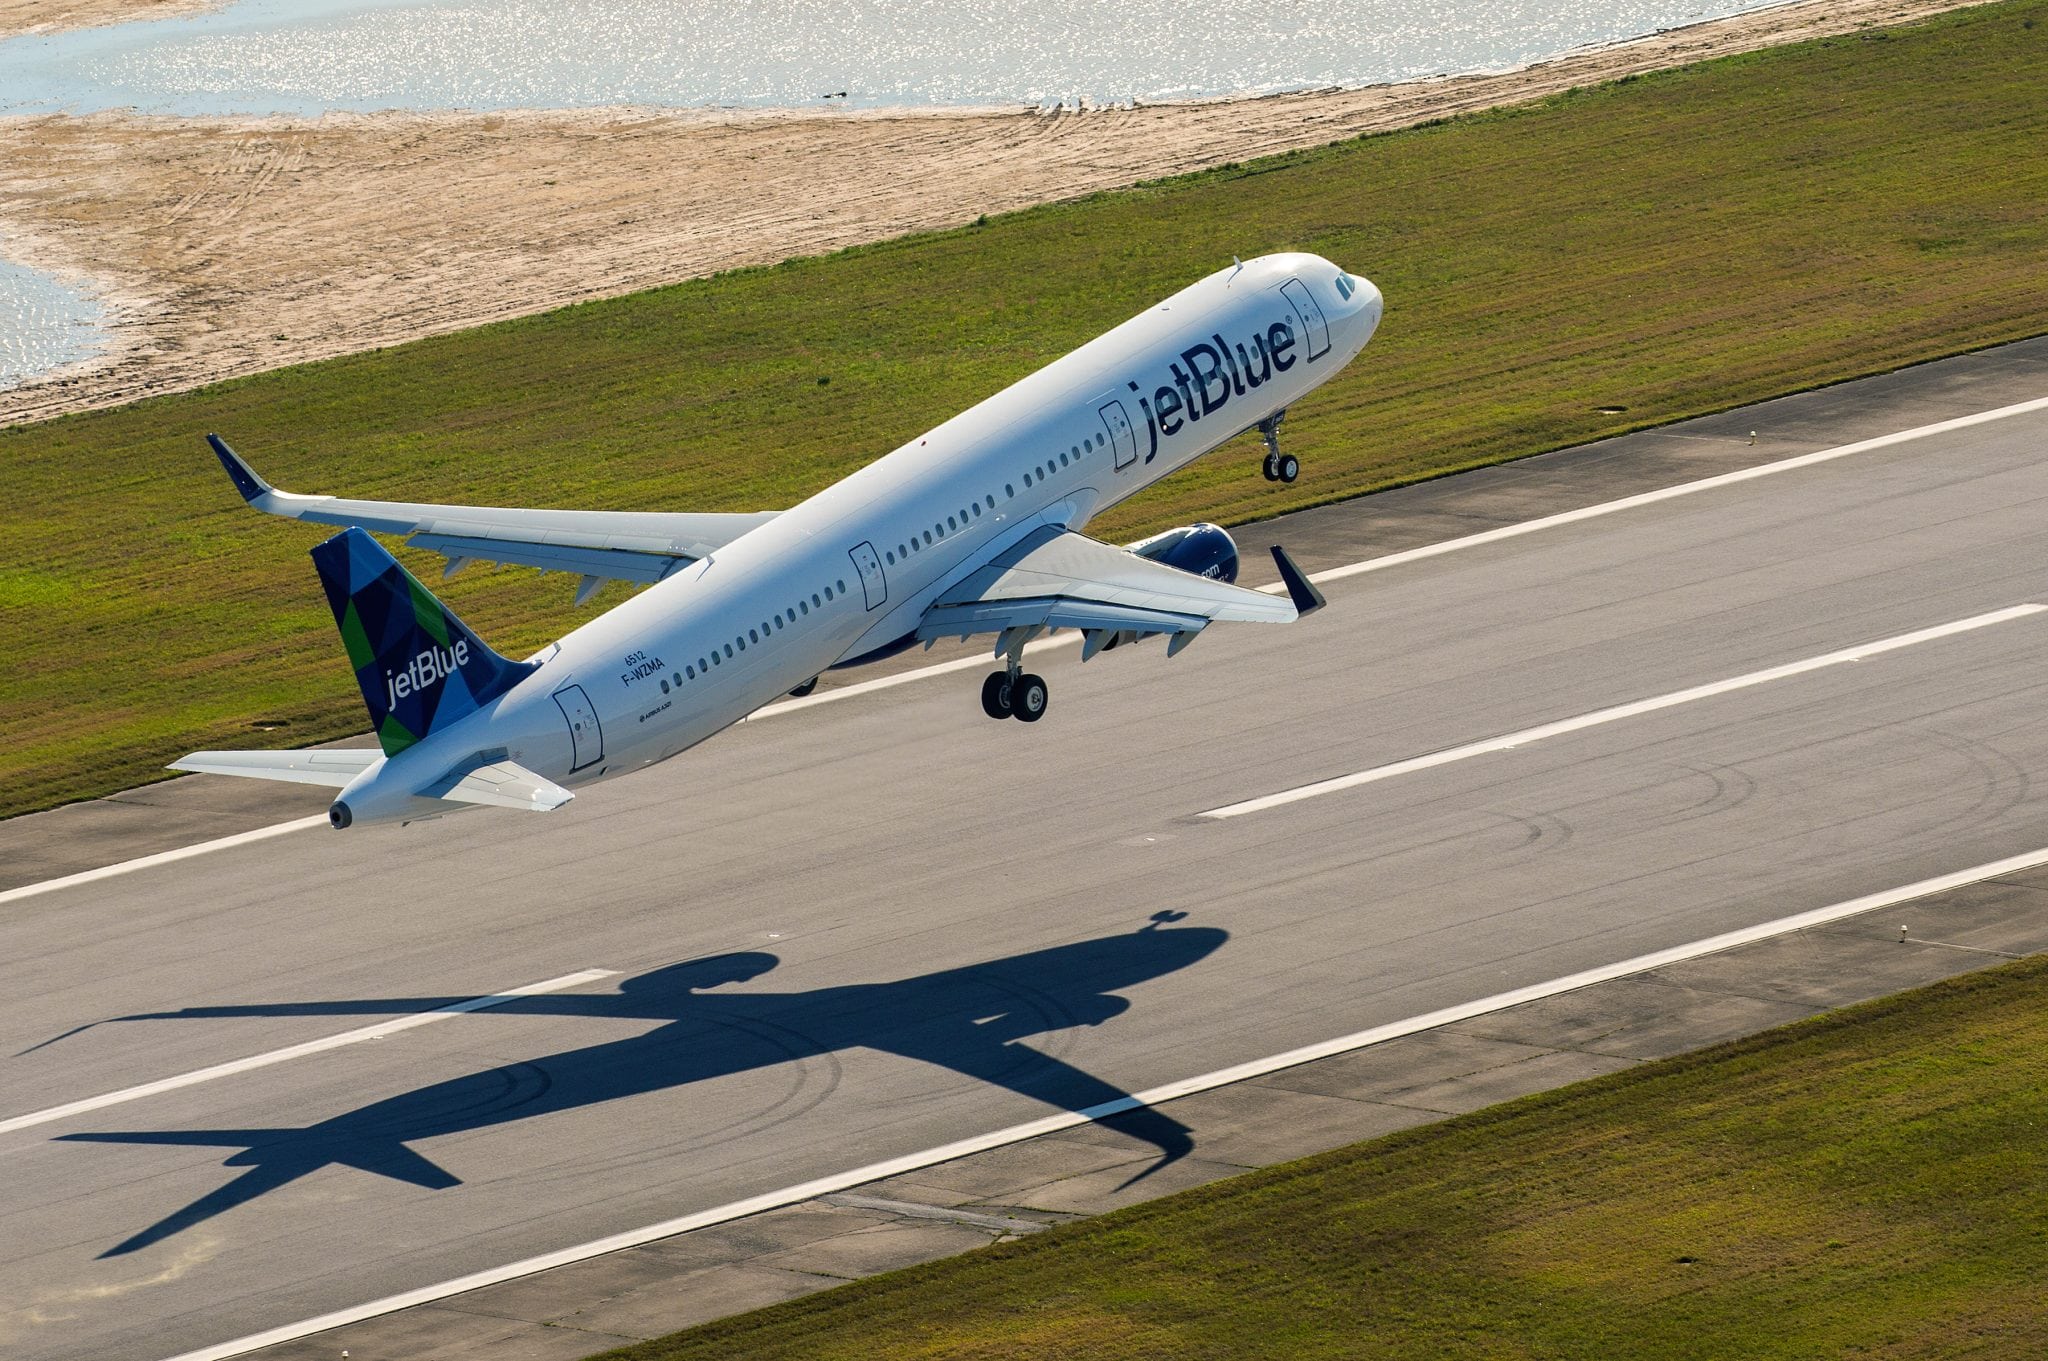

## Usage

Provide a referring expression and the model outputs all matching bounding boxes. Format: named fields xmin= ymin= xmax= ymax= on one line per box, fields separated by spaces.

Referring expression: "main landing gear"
xmin=1259 ymin=410 xmax=1299 ymax=484
xmin=981 ymin=666 xmax=1048 ymax=722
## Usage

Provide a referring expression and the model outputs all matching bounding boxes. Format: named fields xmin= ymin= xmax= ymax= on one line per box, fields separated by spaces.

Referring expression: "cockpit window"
xmin=1335 ymin=274 xmax=1355 ymax=301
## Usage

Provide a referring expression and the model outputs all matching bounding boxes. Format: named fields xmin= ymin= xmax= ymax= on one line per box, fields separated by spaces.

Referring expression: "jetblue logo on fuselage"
xmin=384 ymin=638 xmax=469 ymax=711
xmin=1130 ymin=315 xmax=1306 ymax=463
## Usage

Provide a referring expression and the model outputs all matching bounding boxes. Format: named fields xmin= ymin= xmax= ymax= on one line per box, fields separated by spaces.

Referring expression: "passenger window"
xmin=799 ymin=600 xmax=808 ymax=614
xmin=686 ymin=665 xmax=696 ymax=679
xmin=1060 ymin=452 xmax=1069 ymax=467
xmin=749 ymin=628 xmax=758 ymax=643
xmin=838 ymin=579 xmax=847 ymax=592
xmin=660 ymin=679 xmax=670 ymax=694
xmin=737 ymin=636 xmax=746 ymax=651
xmin=947 ymin=515 xmax=956 ymax=531
xmin=671 ymin=672 xmax=681 ymax=686
xmin=824 ymin=586 xmax=833 ymax=600
xmin=986 ymin=496 xmax=995 ymax=510
xmin=1005 ymin=483 xmax=1014 ymax=497
xmin=884 ymin=550 xmax=894 ymax=565
xmin=1023 ymin=472 xmax=1032 ymax=487
xmin=812 ymin=592 xmax=821 ymax=606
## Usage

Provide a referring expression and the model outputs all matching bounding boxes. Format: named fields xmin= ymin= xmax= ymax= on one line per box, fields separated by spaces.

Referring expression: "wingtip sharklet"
xmin=206 ymin=433 xmax=272 ymax=503
xmin=1270 ymin=545 xmax=1325 ymax=616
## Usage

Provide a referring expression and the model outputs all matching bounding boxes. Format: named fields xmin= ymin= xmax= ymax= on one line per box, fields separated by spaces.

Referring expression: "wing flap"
xmin=169 ymin=749 xmax=380 ymax=788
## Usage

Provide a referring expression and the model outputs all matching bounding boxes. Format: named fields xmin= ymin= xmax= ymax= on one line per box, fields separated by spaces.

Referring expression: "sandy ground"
xmin=0 ymin=0 xmax=1985 ymax=427
xmin=0 ymin=0 xmax=215 ymax=38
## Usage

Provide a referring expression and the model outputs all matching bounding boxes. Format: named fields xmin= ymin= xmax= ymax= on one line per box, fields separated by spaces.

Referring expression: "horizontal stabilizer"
xmin=430 ymin=759 xmax=574 ymax=812
xmin=170 ymin=748 xmax=380 ymax=788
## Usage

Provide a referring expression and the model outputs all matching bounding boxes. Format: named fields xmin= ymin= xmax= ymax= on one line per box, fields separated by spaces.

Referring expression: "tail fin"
xmin=311 ymin=527 xmax=534 ymax=757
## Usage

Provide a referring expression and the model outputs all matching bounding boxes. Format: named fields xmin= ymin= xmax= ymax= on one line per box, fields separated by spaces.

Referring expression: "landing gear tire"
xmin=1262 ymin=452 xmax=1281 ymax=482
xmin=1276 ymin=453 xmax=1300 ymax=483
xmin=1011 ymin=673 xmax=1049 ymax=723
xmin=980 ymin=670 xmax=1014 ymax=720
xmin=789 ymin=676 xmax=820 ymax=698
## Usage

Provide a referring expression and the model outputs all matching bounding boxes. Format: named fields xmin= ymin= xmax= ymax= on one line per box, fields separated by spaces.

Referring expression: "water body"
xmin=0 ymin=256 xmax=107 ymax=393
xmin=0 ymin=0 xmax=1777 ymax=117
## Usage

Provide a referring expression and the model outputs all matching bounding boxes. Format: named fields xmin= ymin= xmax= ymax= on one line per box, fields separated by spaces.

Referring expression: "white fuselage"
xmin=344 ymin=254 xmax=1381 ymax=820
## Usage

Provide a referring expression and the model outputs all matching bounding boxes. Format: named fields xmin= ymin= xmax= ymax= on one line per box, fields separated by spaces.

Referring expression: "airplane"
xmin=179 ymin=254 xmax=1383 ymax=828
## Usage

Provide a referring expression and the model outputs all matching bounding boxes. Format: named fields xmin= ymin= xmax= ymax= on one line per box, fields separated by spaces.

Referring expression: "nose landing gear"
xmin=1259 ymin=411 xmax=1298 ymax=484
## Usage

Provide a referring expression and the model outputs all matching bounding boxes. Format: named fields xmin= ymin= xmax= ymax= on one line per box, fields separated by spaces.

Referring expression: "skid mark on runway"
xmin=0 ymin=1233 xmax=219 ymax=1343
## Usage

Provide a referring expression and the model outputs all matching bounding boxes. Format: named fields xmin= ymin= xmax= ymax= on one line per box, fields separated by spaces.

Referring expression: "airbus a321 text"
xmin=180 ymin=254 xmax=1383 ymax=827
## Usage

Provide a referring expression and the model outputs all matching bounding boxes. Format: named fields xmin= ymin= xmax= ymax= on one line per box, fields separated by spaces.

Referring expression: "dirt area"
xmin=0 ymin=0 xmax=1985 ymax=427
xmin=0 ymin=0 xmax=215 ymax=38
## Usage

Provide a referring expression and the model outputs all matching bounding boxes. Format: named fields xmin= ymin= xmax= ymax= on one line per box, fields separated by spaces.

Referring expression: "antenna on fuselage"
xmin=1229 ymin=255 xmax=1244 ymax=283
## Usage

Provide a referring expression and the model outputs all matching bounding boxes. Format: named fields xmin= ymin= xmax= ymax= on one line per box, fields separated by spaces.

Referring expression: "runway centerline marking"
xmin=8 ymin=393 xmax=2045 ymax=907
xmin=0 ymin=968 xmax=617 ymax=1137
xmin=1199 ymin=603 xmax=2047 ymax=820
xmin=160 ymin=843 xmax=2048 ymax=1361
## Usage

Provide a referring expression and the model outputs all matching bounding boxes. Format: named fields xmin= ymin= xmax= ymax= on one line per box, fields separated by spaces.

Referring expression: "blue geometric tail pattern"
xmin=308 ymin=527 xmax=536 ymax=756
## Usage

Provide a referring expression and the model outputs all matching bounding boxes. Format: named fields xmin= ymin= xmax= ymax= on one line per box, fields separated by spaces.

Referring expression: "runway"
xmin=4 ymin=338 xmax=2048 ymax=1360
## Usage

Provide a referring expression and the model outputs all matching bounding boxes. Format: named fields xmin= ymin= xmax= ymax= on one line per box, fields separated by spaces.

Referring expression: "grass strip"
xmin=595 ymin=953 xmax=2048 ymax=1361
xmin=4 ymin=1 xmax=2046 ymax=817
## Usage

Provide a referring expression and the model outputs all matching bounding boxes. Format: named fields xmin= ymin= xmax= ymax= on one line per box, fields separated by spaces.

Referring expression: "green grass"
xmin=4 ymin=2 xmax=2047 ymax=817
xmin=595 ymin=954 xmax=2048 ymax=1361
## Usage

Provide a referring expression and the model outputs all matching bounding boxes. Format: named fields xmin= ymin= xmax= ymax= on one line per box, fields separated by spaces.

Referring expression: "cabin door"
xmin=1279 ymin=278 xmax=1331 ymax=361
xmin=1098 ymin=398 xmax=1139 ymax=470
xmin=849 ymin=541 xmax=887 ymax=610
xmin=553 ymin=684 xmax=604 ymax=771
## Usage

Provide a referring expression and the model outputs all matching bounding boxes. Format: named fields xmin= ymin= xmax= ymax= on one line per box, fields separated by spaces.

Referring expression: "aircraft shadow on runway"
xmin=50 ymin=912 xmax=1225 ymax=1258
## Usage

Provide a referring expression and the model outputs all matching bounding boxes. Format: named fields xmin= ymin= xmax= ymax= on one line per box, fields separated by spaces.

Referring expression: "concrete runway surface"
xmin=4 ymin=337 xmax=2047 ymax=1360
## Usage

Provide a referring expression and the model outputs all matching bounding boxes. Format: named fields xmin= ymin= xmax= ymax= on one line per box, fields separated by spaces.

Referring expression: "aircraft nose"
xmin=1355 ymin=274 xmax=1383 ymax=325
xmin=1343 ymin=272 xmax=1384 ymax=343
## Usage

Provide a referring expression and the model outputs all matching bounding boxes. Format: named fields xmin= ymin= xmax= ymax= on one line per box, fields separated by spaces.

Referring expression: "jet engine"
xmin=1127 ymin=522 xmax=1240 ymax=583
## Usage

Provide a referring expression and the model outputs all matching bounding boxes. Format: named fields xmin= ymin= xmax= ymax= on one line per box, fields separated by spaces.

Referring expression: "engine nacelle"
xmin=1128 ymin=522 xmax=1240 ymax=583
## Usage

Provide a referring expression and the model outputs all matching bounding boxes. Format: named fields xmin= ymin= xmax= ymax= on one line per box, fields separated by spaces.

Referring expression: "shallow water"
xmin=0 ymin=0 xmax=1775 ymax=116
xmin=0 ymin=256 xmax=106 ymax=393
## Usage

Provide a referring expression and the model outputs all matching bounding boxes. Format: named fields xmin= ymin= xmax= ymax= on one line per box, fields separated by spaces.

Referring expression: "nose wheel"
xmin=981 ymin=669 xmax=1048 ymax=722
xmin=1259 ymin=412 xmax=1298 ymax=483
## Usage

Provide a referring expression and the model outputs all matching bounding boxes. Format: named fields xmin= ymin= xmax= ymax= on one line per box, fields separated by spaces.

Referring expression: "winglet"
xmin=207 ymin=434 xmax=272 ymax=503
xmin=1270 ymin=545 xmax=1325 ymax=617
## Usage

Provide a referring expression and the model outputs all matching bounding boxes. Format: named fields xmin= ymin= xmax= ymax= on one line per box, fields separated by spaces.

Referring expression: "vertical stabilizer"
xmin=309 ymin=527 xmax=535 ymax=756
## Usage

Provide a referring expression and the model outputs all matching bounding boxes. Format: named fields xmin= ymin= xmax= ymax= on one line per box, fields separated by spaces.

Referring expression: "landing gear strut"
xmin=1259 ymin=411 xmax=1298 ymax=484
xmin=981 ymin=662 xmax=1048 ymax=722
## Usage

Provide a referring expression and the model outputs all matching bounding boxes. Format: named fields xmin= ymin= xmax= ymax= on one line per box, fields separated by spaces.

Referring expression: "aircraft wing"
xmin=208 ymin=435 xmax=779 ymax=605
xmin=918 ymin=526 xmax=1323 ymax=660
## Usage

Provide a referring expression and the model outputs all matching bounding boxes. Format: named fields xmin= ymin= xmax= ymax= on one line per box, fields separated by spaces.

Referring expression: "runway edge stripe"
xmin=159 ymin=843 xmax=2048 ymax=1361
xmin=12 ymin=392 xmax=2048 ymax=906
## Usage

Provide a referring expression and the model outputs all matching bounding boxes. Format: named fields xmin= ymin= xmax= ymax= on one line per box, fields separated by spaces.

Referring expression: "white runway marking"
xmin=1255 ymin=391 xmax=2048 ymax=591
xmin=0 ymin=968 xmax=617 ymax=1137
xmin=9 ymin=393 xmax=2045 ymax=907
xmin=1200 ymin=603 xmax=2048 ymax=819
xmin=0 ymin=814 xmax=331 ymax=908
xmin=159 ymin=844 xmax=2048 ymax=1361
